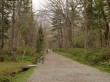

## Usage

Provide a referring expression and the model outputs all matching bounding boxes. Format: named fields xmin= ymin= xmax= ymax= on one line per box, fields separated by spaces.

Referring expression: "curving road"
xmin=28 ymin=51 xmax=110 ymax=82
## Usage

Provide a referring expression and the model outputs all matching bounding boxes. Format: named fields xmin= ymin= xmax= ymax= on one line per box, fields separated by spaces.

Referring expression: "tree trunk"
xmin=83 ymin=0 xmax=89 ymax=49
xmin=1 ymin=0 xmax=4 ymax=48
xmin=107 ymin=0 xmax=110 ymax=48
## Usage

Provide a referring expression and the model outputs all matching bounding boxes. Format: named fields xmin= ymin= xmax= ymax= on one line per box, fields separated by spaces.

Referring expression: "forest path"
xmin=28 ymin=51 xmax=110 ymax=82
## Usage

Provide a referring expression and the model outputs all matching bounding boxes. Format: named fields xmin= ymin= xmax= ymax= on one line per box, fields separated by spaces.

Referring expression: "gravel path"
xmin=28 ymin=52 xmax=110 ymax=82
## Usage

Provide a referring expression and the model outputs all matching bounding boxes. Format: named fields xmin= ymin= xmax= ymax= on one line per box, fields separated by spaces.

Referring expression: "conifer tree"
xmin=36 ymin=26 xmax=44 ymax=53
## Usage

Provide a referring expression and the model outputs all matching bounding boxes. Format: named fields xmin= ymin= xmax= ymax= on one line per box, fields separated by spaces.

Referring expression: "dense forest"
xmin=1 ymin=0 xmax=110 ymax=58
xmin=43 ymin=0 xmax=110 ymax=49
xmin=0 ymin=0 xmax=47 ymax=59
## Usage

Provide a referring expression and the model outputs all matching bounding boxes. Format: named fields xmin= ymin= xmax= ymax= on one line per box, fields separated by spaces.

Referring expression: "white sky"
xmin=32 ymin=0 xmax=47 ymax=11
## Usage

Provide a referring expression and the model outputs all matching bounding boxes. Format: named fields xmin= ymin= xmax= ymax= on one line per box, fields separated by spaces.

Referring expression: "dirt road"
xmin=28 ymin=52 xmax=110 ymax=82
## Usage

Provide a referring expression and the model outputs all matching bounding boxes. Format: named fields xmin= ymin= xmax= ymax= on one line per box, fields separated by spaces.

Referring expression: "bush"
xmin=0 ymin=76 xmax=10 ymax=82
xmin=17 ymin=46 xmax=36 ymax=56
xmin=16 ymin=55 xmax=38 ymax=63
xmin=0 ymin=54 xmax=13 ymax=62
xmin=100 ymin=61 xmax=110 ymax=67
xmin=56 ymin=48 xmax=110 ymax=67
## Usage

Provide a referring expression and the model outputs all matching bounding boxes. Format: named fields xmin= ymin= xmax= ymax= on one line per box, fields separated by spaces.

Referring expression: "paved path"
xmin=28 ymin=52 xmax=110 ymax=82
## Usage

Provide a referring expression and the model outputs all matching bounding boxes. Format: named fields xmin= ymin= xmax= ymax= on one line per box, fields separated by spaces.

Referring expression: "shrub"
xmin=0 ymin=76 xmax=10 ymax=82
xmin=56 ymin=48 xmax=110 ymax=67
xmin=0 ymin=54 xmax=13 ymax=62
xmin=16 ymin=55 xmax=39 ymax=63
xmin=17 ymin=46 xmax=36 ymax=56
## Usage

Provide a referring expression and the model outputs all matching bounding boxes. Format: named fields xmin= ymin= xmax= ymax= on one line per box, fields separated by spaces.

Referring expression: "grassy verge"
xmin=55 ymin=48 xmax=110 ymax=73
xmin=0 ymin=46 xmax=44 ymax=82
xmin=0 ymin=54 xmax=40 ymax=82
xmin=0 ymin=62 xmax=30 ymax=82
xmin=0 ymin=46 xmax=45 ymax=82
xmin=10 ymin=68 xmax=35 ymax=82
xmin=0 ymin=62 xmax=29 ymax=75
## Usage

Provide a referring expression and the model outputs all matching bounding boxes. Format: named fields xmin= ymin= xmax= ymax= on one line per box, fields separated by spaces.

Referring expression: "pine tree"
xmin=36 ymin=26 xmax=44 ymax=53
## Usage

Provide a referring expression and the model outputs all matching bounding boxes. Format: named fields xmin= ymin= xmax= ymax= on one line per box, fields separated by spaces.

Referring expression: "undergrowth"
xmin=55 ymin=48 xmax=110 ymax=72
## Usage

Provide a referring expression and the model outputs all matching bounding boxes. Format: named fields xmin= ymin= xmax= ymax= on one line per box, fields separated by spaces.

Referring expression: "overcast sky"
xmin=32 ymin=0 xmax=47 ymax=11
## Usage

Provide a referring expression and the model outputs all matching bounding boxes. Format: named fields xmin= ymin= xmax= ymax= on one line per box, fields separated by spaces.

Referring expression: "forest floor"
xmin=28 ymin=51 xmax=110 ymax=82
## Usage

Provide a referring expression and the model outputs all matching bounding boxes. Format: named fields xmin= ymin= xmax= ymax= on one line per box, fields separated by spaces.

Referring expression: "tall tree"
xmin=36 ymin=26 xmax=44 ymax=53
xmin=106 ymin=0 xmax=110 ymax=47
xmin=0 ymin=0 xmax=10 ymax=49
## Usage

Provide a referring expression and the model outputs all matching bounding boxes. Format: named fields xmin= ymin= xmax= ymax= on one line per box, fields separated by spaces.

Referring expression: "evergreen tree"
xmin=36 ymin=26 xmax=44 ymax=53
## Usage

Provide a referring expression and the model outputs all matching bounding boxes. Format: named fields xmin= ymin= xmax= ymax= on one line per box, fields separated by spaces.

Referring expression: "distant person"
xmin=46 ymin=49 xmax=49 ymax=54
xmin=53 ymin=49 xmax=54 ymax=52
xmin=37 ymin=56 xmax=44 ymax=64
